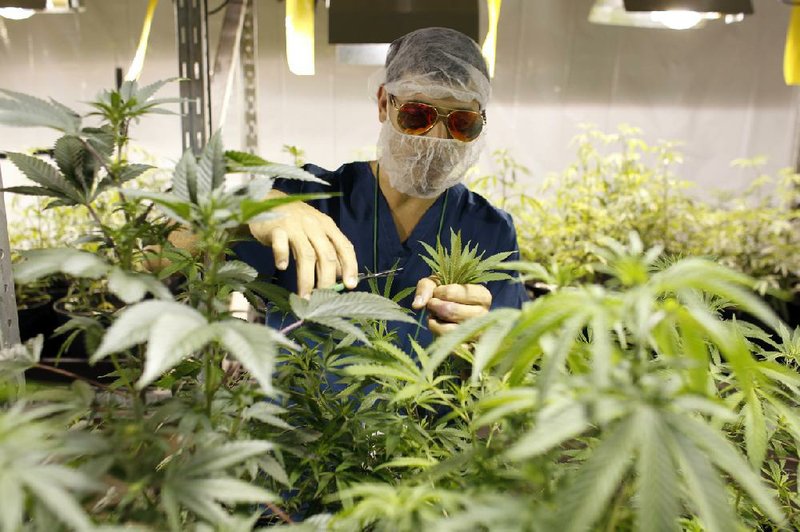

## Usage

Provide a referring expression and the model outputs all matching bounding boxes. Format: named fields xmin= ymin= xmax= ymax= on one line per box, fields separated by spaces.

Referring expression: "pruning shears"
xmin=331 ymin=267 xmax=403 ymax=292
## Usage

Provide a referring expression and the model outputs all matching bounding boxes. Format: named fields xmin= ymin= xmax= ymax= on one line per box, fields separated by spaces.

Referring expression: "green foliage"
xmin=420 ymin=229 xmax=513 ymax=285
xmin=478 ymin=124 xmax=800 ymax=294
xmin=2 ymin=84 xmax=800 ymax=532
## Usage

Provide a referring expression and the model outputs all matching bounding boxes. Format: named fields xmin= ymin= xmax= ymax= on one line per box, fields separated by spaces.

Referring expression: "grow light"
xmin=589 ymin=0 xmax=752 ymax=30
xmin=0 ymin=0 xmax=82 ymax=19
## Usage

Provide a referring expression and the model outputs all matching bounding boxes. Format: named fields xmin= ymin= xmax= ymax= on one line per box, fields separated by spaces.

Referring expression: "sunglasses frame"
xmin=388 ymin=94 xmax=486 ymax=142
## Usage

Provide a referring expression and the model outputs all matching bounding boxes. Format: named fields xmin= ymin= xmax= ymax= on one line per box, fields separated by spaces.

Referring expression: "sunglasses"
xmin=389 ymin=94 xmax=486 ymax=142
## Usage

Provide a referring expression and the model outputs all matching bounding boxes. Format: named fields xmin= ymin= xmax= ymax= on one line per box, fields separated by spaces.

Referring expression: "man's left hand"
xmin=412 ymin=278 xmax=492 ymax=336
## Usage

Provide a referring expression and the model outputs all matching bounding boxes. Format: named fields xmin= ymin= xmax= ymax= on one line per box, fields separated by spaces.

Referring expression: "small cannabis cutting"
xmin=420 ymin=229 xmax=514 ymax=285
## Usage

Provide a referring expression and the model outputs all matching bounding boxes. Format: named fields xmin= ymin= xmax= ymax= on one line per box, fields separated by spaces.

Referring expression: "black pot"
xmin=18 ymin=283 xmax=116 ymax=383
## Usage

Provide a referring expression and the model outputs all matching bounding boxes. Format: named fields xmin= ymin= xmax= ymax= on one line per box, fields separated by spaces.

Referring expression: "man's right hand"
xmin=248 ymin=191 xmax=358 ymax=298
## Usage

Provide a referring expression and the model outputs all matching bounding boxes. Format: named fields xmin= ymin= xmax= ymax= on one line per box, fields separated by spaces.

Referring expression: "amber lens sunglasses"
xmin=389 ymin=94 xmax=486 ymax=142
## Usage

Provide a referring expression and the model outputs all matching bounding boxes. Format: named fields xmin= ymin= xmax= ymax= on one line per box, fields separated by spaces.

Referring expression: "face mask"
xmin=376 ymin=120 xmax=485 ymax=199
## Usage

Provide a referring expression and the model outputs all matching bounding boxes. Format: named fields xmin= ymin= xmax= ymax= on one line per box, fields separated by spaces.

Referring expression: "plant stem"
xmin=265 ymin=501 xmax=294 ymax=524
xmin=605 ymin=485 xmax=627 ymax=532
xmin=33 ymin=362 xmax=122 ymax=393
xmin=280 ymin=319 xmax=304 ymax=336
xmin=85 ymin=203 xmax=122 ymax=262
xmin=204 ymin=350 xmax=214 ymax=416
xmin=110 ymin=351 xmax=144 ymax=419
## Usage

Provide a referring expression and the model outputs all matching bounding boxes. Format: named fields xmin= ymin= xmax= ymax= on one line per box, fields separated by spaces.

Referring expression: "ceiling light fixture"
xmin=589 ymin=0 xmax=752 ymax=30
xmin=0 ymin=0 xmax=82 ymax=20
xmin=0 ymin=7 xmax=34 ymax=19
xmin=285 ymin=0 xmax=315 ymax=75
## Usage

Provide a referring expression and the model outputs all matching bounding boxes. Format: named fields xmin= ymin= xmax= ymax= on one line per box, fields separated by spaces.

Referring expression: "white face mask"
xmin=376 ymin=120 xmax=485 ymax=199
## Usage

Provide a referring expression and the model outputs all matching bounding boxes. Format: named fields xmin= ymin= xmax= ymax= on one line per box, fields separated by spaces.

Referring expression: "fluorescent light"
xmin=481 ymin=0 xmax=502 ymax=78
xmin=650 ymin=10 xmax=706 ymax=30
xmin=286 ymin=0 xmax=315 ymax=76
xmin=0 ymin=7 xmax=35 ymax=19
xmin=589 ymin=0 xmax=744 ymax=29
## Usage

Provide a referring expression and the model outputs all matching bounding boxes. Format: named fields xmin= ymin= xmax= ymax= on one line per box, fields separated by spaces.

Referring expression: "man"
xmin=236 ymin=27 xmax=527 ymax=349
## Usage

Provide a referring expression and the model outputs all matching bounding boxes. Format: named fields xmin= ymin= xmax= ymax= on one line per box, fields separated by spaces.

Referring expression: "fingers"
xmin=290 ymin=232 xmax=317 ymax=299
xmin=305 ymin=225 xmax=339 ymax=290
xmin=432 ymin=283 xmax=492 ymax=308
xmin=250 ymin=202 xmax=359 ymax=296
xmin=324 ymin=220 xmax=358 ymax=289
xmin=428 ymin=316 xmax=460 ymax=336
xmin=271 ymin=228 xmax=290 ymax=270
xmin=426 ymin=297 xmax=489 ymax=323
xmin=413 ymin=277 xmax=438 ymax=309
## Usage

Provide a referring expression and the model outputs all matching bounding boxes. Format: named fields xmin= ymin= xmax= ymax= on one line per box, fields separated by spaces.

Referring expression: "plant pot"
xmin=18 ymin=282 xmax=116 ymax=383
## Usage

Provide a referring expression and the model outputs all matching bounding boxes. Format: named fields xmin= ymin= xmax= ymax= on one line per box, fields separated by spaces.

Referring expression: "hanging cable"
xmin=208 ymin=0 xmax=230 ymax=15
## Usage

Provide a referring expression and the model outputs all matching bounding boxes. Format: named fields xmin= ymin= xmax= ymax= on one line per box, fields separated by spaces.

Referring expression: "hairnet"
xmin=369 ymin=27 xmax=491 ymax=108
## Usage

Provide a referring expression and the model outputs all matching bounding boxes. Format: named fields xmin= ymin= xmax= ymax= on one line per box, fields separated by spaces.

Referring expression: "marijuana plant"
xmin=1 ymin=82 xmax=799 ymax=532
xmin=420 ymin=229 xmax=513 ymax=285
xmin=0 ymin=80 xmax=411 ymax=529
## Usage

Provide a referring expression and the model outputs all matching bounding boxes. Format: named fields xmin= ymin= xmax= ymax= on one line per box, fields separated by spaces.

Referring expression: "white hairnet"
xmin=368 ymin=27 xmax=491 ymax=107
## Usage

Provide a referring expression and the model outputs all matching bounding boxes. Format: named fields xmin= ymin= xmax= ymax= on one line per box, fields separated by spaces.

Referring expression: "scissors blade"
xmin=358 ymin=267 xmax=403 ymax=282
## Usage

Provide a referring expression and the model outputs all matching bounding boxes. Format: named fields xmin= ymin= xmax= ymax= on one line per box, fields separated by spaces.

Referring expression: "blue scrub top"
xmin=235 ymin=161 xmax=528 ymax=351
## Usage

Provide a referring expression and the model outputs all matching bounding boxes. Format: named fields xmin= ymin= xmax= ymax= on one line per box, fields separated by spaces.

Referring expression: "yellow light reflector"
xmin=125 ymin=0 xmax=159 ymax=82
xmin=785 ymin=6 xmax=800 ymax=85
xmin=286 ymin=0 xmax=315 ymax=76
xmin=481 ymin=0 xmax=502 ymax=78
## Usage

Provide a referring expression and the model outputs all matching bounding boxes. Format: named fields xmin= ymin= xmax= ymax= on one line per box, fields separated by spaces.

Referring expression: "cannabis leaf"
xmin=0 ymin=335 xmax=43 ymax=378
xmin=161 ymin=440 xmax=277 ymax=531
xmin=288 ymin=289 xmax=415 ymax=343
xmin=225 ymin=150 xmax=326 ymax=185
xmin=419 ymin=229 xmax=513 ymax=285
xmin=0 ymin=89 xmax=81 ymax=133
xmin=92 ymin=300 xmax=295 ymax=391
xmin=0 ymin=404 xmax=102 ymax=531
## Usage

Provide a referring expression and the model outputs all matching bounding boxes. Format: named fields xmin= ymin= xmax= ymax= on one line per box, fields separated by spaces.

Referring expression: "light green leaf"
xmin=216 ymin=261 xmax=258 ymax=286
xmin=244 ymin=402 xmax=294 ymax=430
xmin=173 ymin=148 xmax=198 ymax=203
xmin=22 ymin=467 xmax=95 ymax=532
xmin=92 ymin=301 xmax=199 ymax=363
xmin=0 ymin=89 xmax=81 ymax=133
xmin=137 ymin=310 xmax=213 ymax=389
xmin=213 ymin=320 xmax=294 ymax=394
xmin=507 ymin=400 xmax=590 ymax=460
xmin=743 ymin=391 xmax=768 ymax=470
xmin=231 ymin=162 xmax=327 ymax=184
xmin=428 ymin=308 xmax=519 ymax=378
xmin=635 ymin=406 xmax=681 ymax=532
xmin=6 ymin=152 xmax=83 ymax=203
xmin=107 ymin=268 xmax=173 ymax=303
xmin=122 ymin=189 xmax=193 ymax=224
xmin=671 ymin=431 xmax=738 ymax=532
xmin=190 ymin=477 xmax=276 ymax=504
xmin=342 ymin=364 xmax=416 ymax=381
xmin=553 ymin=415 xmax=638 ymax=532
xmin=291 ymin=289 xmax=414 ymax=324
xmin=0 ymin=474 xmax=24 ymax=532
xmin=183 ymin=441 xmax=274 ymax=475
xmin=14 ymin=248 xmax=110 ymax=283
xmin=313 ymin=316 xmax=370 ymax=343
xmin=670 ymin=412 xmax=785 ymax=526
xmin=0 ymin=335 xmax=43 ymax=375
xmin=374 ymin=457 xmax=438 ymax=471
xmin=258 ymin=455 xmax=290 ymax=486
xmin=197 ymin=131 xmax=226 ymax=196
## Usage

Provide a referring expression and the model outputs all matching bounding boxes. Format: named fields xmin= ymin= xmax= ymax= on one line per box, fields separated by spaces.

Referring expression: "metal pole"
xmin=175 ymin=0 xmax=211 ymax=155
xmin=0 ymin=165 xmax=20 ymax=348
xmin=241 ymin=0 xmax=259 ymax=155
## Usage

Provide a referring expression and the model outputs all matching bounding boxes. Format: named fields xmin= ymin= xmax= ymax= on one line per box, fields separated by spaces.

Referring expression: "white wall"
xmin=0 ymin=0 xmax=797 ymax=208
